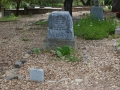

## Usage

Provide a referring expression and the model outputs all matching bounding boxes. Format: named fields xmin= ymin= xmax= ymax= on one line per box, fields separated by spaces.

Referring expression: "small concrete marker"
xmin=30 ymin=68 xmax=44 ymax=82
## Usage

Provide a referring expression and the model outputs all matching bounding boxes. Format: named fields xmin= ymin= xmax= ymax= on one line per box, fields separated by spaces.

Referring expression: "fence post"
xmin=1 ymin=7 xmax=5 ymax=17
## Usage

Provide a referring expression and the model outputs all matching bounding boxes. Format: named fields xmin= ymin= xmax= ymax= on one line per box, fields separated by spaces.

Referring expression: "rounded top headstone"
xmin=47 ymin=11 xmax=74 ymax=40
xmin=94 ymin=0 xmax=99 ymax=6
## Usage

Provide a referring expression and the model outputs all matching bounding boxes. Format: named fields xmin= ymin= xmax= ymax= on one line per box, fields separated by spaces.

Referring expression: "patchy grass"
xmin=74 ymin=15 xmax=117 ymax=40
xmin=0 ymin=13 xmax=20 ymax=22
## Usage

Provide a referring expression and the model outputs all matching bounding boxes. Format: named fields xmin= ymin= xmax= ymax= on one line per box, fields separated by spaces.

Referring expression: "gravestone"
xmin=90 ymin=0 xmax=104 ymax=20
xmin=44 ymin=11 xmax=76 ymax=50
xmin=5 ymin=11 xmax=11 ymax=17
xmin=30 ymin=68 xmax=44 ymax=82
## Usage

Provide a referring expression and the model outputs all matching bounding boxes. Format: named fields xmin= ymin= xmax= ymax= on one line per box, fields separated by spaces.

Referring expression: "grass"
xmin=22 ymin=38 xmax=30 ymax=41
xmin=74 ymin=15 xmax=117 ymax=40
xmin=34 ymin=20 xmax=48 ymax=25
xmin=0 ymin=13 xmax=20 ymax=22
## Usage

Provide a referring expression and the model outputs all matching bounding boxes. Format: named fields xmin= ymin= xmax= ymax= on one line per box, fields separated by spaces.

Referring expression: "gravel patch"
xmin=0 ymin=12 xmax=120 ymax=90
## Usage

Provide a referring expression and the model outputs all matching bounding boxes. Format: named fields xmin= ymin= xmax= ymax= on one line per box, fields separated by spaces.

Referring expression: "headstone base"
xmin=44 ymin=36 xmax=77 ymax=50
xmin=115 ymin=28 xmax=120 ymax=35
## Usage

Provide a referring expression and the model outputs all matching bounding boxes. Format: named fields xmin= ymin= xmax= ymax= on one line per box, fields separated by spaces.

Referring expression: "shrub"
xmin=74 ymin=15 xmax=117 ymax=40
xmin=56 ymin=46 xmax=80 ymax=62
xmin=33 ymin=47 xmax=40 ymax=55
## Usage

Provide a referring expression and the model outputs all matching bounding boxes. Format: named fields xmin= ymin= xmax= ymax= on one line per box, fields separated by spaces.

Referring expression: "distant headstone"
xmin=30 ymin=68 xmax=44 ymax=82
xmin=90 ymin=0 xmax=104 ymax=20
xmin=5 ymin=11 xmax=11 ymax=17
xmin=44 ymin=11 xmax=76 ymax=50
xmin=94 ymin=0 xmax=99 ymax=6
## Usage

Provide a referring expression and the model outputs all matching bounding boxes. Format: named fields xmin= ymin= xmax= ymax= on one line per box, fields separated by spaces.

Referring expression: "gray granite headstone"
xmin=44 ymin=11 xmax=76 ymax=50
xmin=90 ymin=0 xmax=104 ymax=20
xmin=47 ymin=11 xmax=74 ymax=40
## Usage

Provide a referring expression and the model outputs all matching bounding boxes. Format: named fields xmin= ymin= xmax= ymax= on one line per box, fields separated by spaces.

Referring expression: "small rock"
xmin=16 ymin=27 xmax=23 ymax=30
xmin=50 ymin=50 xmax=56 ymax=53
xmin=4 ymin=75 xmax=23 ymax=80
xmin=18 ymin=76 xmax=24 ymax=79
xmin=19 ymin=59 xmax=26 ymax=64
xmin=15 ymin=61 xmax=22 ymax=68
xmin=22 ymin=53 xmax=30 ymax=58
xmin=5 ymin=69 xmax=18 ymax=76
xmin=58 ymin=78 xmax=69 ymax=82
xmin=116 ymin=46 xmax=120 ymax=53
xmin=27 ymin=50 xmax=33 ymax=54
xmin=74 ymin=79 xmax=83 ymax=83
xmin=82 ymin=54 xmax=88 ymax=59
xmin=47 ymin=80 xmax=56 ymax=83
xmin=4 ymin=76 xmax=16 ymax=80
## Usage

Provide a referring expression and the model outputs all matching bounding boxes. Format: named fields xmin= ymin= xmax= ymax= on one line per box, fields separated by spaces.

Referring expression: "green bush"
xmin=74 ymin=15 xmax=117 ymax=40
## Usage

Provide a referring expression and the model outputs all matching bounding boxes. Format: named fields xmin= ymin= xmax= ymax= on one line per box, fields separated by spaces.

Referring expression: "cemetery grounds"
xmin=0 ymin=11 xmax=120 ymax=90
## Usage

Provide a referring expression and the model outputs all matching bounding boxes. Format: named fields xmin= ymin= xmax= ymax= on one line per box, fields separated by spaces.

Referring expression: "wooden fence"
xmin=1 ymin=6 xmax=91 ymax=17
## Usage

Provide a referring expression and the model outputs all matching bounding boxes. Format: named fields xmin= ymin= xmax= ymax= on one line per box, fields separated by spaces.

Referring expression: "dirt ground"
xmin=0 ymin=11 xmax=120 ymax=90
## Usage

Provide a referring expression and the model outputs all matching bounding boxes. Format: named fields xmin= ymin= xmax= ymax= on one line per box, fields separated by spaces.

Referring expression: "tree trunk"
xmin=112 ymin=0 xmax=120 ymax=12
xmin=16 ymin=0 xmax=21 ymax=16
xmin=80 ymin=0 xmax=92 ymax=6
xmin=0 ymin=0 xmax=1 ymax=11
xmin=86 ymin=0 xmax=91 ymax=6
xmin=64 ymin=0 xmax=73 ymax=16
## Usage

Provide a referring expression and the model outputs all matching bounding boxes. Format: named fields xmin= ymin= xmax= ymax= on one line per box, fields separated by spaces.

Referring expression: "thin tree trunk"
xmin=0 ymin=0 xmax=1 ymax=11
xmin=64 ymin=0 xmax=73 ymax=16
xmin=16 ymin=0 xmax=21 ymax=16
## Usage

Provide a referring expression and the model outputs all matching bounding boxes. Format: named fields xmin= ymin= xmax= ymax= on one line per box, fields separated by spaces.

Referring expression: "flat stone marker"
xmin=30 ymin=68 xmax=44 ymax=82
xmin=90 ymin=0 xmax=104 ymax=20
xmin=44 ymin=11 xmax=76 ymax=50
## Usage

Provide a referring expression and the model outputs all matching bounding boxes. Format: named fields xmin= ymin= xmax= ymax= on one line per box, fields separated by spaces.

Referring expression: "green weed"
xmin=0 ymin=13 xmax=20 ymax=21
xmin=33 ymin=47 xmax=40 ymax=55
xmin=34 ymin=20 xmax=48 ymax=25
xmin=22 ymin=38 xmax=30 ymax=41
xmin=56 ymin=45 xmax=79 ymax=62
